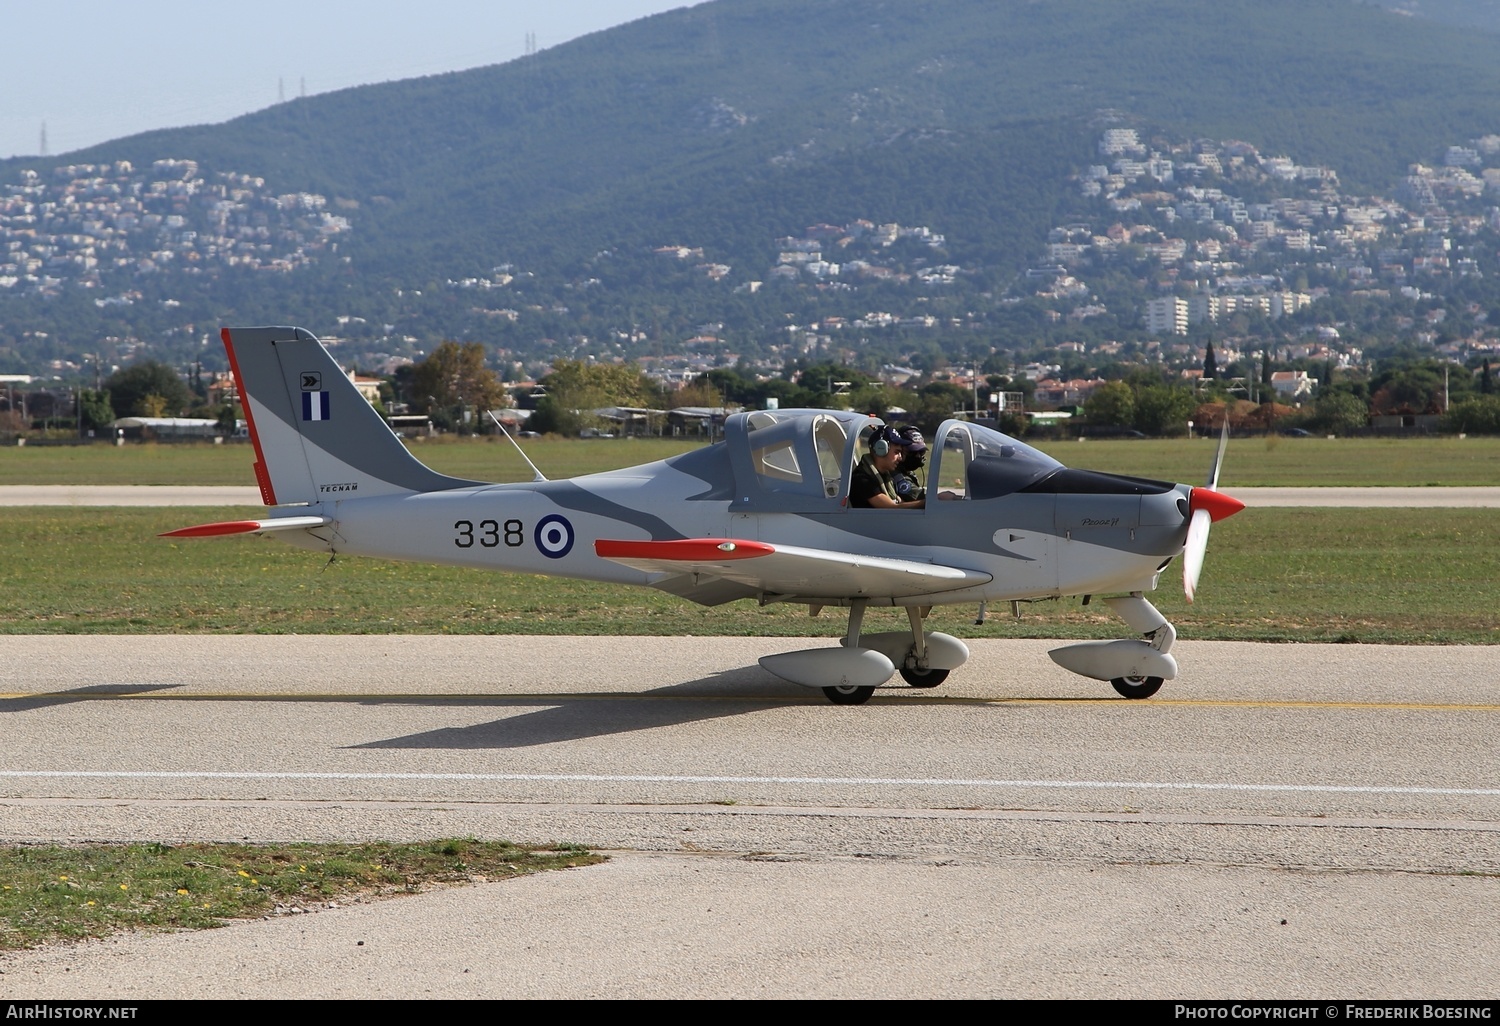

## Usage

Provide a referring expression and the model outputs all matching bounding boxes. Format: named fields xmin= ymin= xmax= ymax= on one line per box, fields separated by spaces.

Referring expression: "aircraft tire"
xmin=1110 ymin=675 xmax=1164 ymax=699
xmin=899 ymin=666 xmax=949 ymax=688
xmin=822 ymin=684 xmax=876 ymax=705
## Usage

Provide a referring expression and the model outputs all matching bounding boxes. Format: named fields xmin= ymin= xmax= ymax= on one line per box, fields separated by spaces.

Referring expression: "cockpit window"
xmin=812 ymin=416 xmax=848 ymax=497
xmin=745 ymin=414 xmax=809 ymax=492
xmin=724 ymin=408 xmax=869 ymax=509
xmin=739 ymin=412 xmax=853 ymax=500
xmin=932 ymin=422 xmax=1062 ymax=500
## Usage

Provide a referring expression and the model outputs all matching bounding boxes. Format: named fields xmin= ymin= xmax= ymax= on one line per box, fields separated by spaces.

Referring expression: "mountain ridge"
xmin=6 ymin=0 xmax=1500 ymax=374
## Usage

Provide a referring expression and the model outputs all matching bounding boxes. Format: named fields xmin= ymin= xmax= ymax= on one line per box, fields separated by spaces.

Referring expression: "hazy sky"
xmin=3 ymin=1 xmax=699 ymax=160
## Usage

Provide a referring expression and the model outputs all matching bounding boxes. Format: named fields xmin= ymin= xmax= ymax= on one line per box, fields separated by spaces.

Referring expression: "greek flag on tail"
xmin=302 ymin=390 xmax=330 ymax=421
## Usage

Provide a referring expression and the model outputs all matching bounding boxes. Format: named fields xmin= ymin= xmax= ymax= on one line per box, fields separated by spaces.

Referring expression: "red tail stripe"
xmin=222 ymin=327 xmax=276 ymax=507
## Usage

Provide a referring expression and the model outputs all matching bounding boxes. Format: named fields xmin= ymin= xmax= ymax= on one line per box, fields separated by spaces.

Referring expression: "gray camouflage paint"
xmin=227 ymin=326 xmax=1191 ymax=608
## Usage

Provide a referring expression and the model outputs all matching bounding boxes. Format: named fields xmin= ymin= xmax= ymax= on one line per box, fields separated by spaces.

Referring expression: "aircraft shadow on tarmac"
xmin=349 ymin=664 xmax=862 ymax=749
xmin=0 ymin=683 xmax=185 ymax=713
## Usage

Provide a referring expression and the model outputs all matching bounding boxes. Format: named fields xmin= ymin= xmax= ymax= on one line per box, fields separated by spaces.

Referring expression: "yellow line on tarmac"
xmin=2 ymin=691 xmax=1498 ymax=712
xmin=1117 ymin=698 xmax=1500 ymax=713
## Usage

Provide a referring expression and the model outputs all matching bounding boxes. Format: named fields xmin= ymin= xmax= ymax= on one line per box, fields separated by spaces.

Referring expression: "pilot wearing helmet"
xmin=891 ymin=426 xmax=927 ymax=502
xmin=849 ymin=426 xmax=925 ymax=509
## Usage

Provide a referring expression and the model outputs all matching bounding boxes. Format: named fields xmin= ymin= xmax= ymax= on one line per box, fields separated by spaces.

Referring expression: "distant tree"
xmin=673 ymin=376 xmax=724 ymax=410
xmin=789 ymin=361 xmax=873 ymax=407
xmin=913 ymin=381 xmax=968 ymax=429
xmin=1202 ymin=340 xmax=1217 ymax=380
xmin=1310 ymin=391 xmax=1368 ymax=435
xmin=848 ymin=381 xmax=903 ymax=419
xmin=103 ymin=361 xmax=192 ymax=418
xmin=531 ymin=359 xmax=661 ymax=435
xmin=912 ymin=343 xmax=949 ymax=375
xmin=1442 ymin=395 xmax=1500 ymax=434
xmin=77 ymin=389 xmax=115 ymax=434
xmin=1369 ymin=361 xmax=1470 ymax=414
xmin=0 ymin=409 xmax=27 ymax=437
xmin=750 ymin=378 xmax=807 ymax=410
xmin=215 ymin=403 xmax=240 ymax=438
xmin=409 ymin=341 xmax=509 ymax=432
xmin=981 ymin=353 xmax=1011 ymax=376
xmin=1084 ymin=380 xmax=1135 ymax=427
xmin=137 ymin=394 xmax=170 ymax=417
xmin=703 ymin=368 xmax=755 ymax=405
xmin=1133 ymin=384 xmax=1196 ymax=436
xmin=1482 ymin=358 xmax=1494 ymax=395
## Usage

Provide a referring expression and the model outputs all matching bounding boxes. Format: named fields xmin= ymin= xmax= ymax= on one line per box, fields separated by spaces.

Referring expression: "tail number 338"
xmin=454 ymin=519 xmax=524 ymax=548
xmin=454 ymin=514 xmax=574 ymax=559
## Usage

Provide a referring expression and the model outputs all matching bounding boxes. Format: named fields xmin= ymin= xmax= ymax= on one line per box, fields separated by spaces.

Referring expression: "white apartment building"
xmin=1100 ymin=129 xmax=1142 ymax=155
xmin=1145 ymin=296 xmax=1189 ymax=335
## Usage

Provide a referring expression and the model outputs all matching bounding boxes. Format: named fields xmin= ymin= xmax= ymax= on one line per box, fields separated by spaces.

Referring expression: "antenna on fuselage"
xmin=487 ymin=410 xmax=548 ymax=482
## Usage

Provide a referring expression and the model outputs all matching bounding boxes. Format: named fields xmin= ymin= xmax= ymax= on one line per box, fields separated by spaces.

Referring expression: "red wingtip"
xmin=160 ymin=520 xmax=263 ymax=538
xmin=1189 ymin=487 xmax=1246 ymax=523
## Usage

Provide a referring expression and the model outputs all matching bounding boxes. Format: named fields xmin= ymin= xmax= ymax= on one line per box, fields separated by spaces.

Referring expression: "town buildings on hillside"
xmin=0 ymin=159 xmax=349 ymax=296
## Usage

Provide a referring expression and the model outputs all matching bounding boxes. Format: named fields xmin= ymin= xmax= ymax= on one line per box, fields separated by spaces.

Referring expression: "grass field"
xmin=3 ymin=434 xmax=1497 ymax=643
xmin=0 ymin=839 xmax=600 ymax=952
xmin=4 ymin=433 xmax=1500 ymax=487
xmin=4 ymin=506 xmax=1497 ymax=644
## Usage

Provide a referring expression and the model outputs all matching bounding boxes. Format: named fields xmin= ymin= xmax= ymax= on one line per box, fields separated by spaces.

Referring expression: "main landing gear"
xmin=758 ymin=601 xmax=970 ymax=705
xmin=823 ymin=683 xmax=877 ymax=706
xmin=1109 ymin=674 xmax=1165 ymax=700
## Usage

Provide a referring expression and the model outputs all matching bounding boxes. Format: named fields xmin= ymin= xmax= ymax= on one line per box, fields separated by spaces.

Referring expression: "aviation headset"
xmin=870 ymin=426 xmax=902 ymax=457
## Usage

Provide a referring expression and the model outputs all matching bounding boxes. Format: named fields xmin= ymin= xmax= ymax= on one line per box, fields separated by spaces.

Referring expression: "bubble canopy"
xmin=929 ymin=420 xmax=1063 ymax=500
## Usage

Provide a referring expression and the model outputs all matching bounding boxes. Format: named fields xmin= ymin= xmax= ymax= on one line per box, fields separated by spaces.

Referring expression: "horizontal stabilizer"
xmin=160 ymin=516 xmax=332 ymax=538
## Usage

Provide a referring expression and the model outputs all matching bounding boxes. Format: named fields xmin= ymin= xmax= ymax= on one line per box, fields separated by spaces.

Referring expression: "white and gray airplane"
xmin=168 ymin=326 xmax=1245 ymax=705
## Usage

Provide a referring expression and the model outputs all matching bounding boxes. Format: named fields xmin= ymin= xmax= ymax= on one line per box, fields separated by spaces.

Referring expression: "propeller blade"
xmin=1183 ymin=508 xmax=1211 ymax=603
xmin=1205 ymin=419 xmax=1230 ymax=490
xmin=1183 ymin=422 xmax=1243 ymax=604
xmin=1181 ymin=486 xmax=1246 ymax=603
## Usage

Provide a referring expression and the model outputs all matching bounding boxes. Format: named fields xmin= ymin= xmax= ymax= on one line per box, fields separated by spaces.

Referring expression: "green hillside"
xmin=6 ymin=0 xmax=1500 ymax=371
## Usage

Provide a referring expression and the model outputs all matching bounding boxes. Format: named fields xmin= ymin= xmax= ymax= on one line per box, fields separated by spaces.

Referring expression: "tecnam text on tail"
xmin=167 ymin=326 xmax=1244 ymax=705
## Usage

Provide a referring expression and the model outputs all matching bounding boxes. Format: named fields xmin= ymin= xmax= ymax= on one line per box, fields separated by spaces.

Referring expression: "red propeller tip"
xmin=1189 ymin=487 xmax=1245 ymax=523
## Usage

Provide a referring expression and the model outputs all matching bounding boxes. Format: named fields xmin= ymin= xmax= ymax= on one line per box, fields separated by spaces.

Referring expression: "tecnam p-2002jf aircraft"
xmin=168 ymin=326 xmax=1245 ymax=705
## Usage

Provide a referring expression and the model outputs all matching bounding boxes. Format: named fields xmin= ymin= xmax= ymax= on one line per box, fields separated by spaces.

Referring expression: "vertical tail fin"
xmin=224 ymin=326 xmax=481 ymax=506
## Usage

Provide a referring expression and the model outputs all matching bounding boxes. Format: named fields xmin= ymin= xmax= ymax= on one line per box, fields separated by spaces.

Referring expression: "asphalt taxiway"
xmin=1 ymin=635 xmax=1496 ymax=999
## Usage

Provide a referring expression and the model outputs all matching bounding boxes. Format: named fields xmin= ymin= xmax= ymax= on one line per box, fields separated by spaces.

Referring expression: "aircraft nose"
xmin=1187 ymin=486 xmax=1245 ymax=522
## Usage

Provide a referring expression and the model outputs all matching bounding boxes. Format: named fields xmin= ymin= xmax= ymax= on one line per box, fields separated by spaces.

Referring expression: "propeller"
xmin=1183 ymin=421 xmax=1245 ymax=603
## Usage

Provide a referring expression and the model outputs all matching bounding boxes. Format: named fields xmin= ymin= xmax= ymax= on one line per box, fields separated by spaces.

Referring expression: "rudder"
xmin=224 ymin=325 xmax=481 ymax=506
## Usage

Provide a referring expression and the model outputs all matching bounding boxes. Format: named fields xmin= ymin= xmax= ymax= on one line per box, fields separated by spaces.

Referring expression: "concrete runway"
xmin=1 ymin=635 xmax=1497 ymax=999
xmin=3 ymin=484 xmax=1500 ymax=506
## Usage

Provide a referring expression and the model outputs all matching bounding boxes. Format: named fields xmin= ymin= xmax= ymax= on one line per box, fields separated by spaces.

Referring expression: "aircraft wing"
xmin=594 ymin=538 xmax=991 ymax=601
